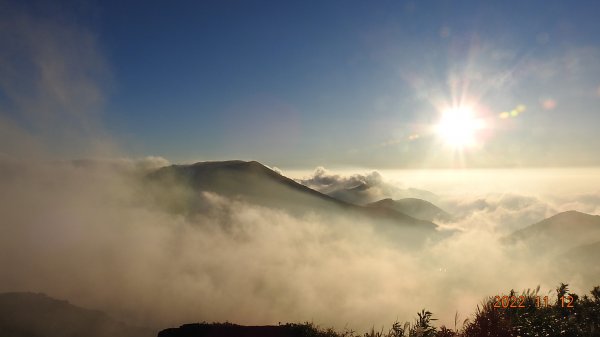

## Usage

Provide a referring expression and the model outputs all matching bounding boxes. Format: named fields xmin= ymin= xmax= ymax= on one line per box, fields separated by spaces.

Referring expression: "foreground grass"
xmin=283 ymin=284 xmax=600 ymax=337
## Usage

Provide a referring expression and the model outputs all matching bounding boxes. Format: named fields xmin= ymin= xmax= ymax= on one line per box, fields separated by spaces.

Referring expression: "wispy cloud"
xmin=0 ymin=3 xmax=114 ymax=159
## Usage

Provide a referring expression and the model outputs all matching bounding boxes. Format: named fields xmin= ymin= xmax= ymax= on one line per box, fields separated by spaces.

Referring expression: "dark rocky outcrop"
xmin=158 ymin=323 xmax=308 ymax=337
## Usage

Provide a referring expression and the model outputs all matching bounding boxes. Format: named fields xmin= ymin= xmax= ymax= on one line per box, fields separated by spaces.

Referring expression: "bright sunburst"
xmin=435 ymin=106 xmax=485 ymax=148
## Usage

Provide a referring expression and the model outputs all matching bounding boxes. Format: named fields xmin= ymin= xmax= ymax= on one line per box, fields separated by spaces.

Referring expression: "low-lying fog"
xmin=1 ymin=159 xmax=598 ymax=331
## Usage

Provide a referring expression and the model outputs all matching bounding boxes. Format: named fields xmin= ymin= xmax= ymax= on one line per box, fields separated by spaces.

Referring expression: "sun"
xmin=435 ymin=106 xmax=485 ymax=148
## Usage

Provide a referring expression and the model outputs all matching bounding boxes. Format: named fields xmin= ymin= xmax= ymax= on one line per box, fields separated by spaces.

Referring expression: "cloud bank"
xmin=1 ymin=160 xmax=597 ymax=331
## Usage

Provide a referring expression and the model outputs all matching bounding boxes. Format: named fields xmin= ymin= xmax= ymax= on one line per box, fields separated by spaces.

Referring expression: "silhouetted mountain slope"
xmin=564 ymin=240 xmax=600 ymax=258
xmin=558 ymin=240 xmax=600 ymax=284
xmin=508 ymin=210 xmax=600 ymax=252
xmin=367 ymin=198 xmax=452 ymax=222
xmin=148 ymin=160 xmax=437 ymax=232
xmin=0 ymin=292 xmax=153 ymax=337
xmin=151 ymin=160 xmax=350 ymax=210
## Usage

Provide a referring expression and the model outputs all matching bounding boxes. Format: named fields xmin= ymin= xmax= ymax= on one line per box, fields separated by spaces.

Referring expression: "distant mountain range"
xmin=366 ymin=198 xmax=453 ymax=223
xmin=148 ymin=161 xmax=440 ymax=236
xmin=326 ymin=183 xmax=439 ymax=206
xmin=0 ymin=292 xmax=153 ymax=337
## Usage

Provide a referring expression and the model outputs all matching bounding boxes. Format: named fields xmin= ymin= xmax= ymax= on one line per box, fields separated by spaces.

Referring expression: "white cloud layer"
xmin=1 ymin=160 xmax=597 ymax=331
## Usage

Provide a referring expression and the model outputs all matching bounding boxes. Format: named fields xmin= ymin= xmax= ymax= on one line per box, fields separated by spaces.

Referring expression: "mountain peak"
xmin=550 ymin=210 xmax=593 ymax=219
xmin=508 ymin=210 xmax=600 ymax=252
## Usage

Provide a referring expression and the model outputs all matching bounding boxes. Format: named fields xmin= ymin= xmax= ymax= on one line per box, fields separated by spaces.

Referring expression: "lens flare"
xmin=499 ymin=104 xmax=527 ymax=119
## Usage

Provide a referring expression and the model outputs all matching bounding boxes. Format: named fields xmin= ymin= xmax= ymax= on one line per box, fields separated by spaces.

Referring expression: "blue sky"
xmin=2 ymin=0 xmax=600 ymax=168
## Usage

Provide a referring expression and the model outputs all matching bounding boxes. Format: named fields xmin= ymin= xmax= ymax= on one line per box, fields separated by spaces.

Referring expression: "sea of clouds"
xmin=2 ymin=158 xmax=598 ymax=330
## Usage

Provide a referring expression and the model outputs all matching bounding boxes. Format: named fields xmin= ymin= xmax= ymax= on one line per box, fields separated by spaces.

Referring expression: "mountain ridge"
xmin=148 ymin=160 xmax=438 ymax=231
